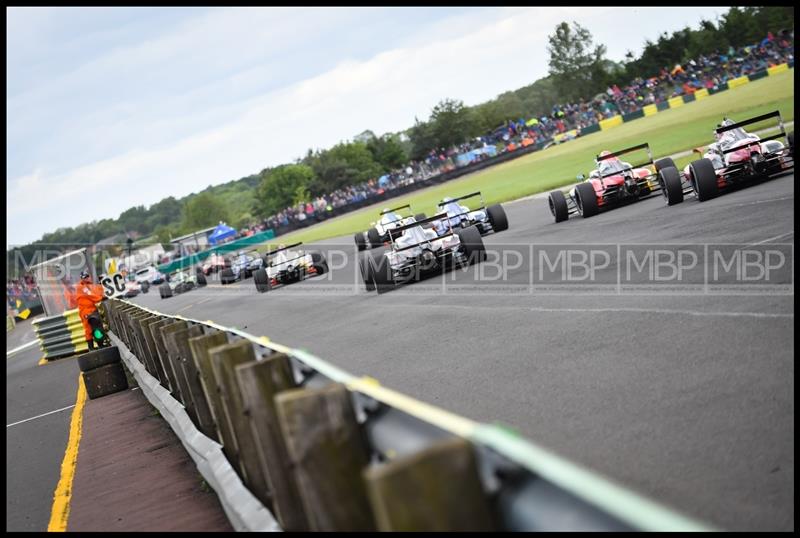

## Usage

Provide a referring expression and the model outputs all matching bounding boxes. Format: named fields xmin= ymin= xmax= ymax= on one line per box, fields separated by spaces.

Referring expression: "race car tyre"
xmin=196 ymin=273 xmax=207 ymax=287
xmin=253 ymin=268 xmax=271 ymax=293
xmin=414 ymin=213 xmax=427 ymax=223
xmin=354 ymin=232 xmax=367 ymax=251
xmin=367 ymin=227 xmax=382 ymax=248
xmin=159 ymin=283 xmax=172 ymax=299
xmin=457 ymin=225 xmax=486 ymax=265
xmin=689 ymin=158 xmax=719 ymax=202
xmin=548 ymin=190 xmax=569 ymax=223
xmin=359 ymin=256 xmax=376 ymax=292
xmin=654 ymin=157 xmax=676 ymax=173
xmin=574 ymin=182 xmax=599 ymax=218
xmin=220 ymin=268 xmax=235 ymax=285
xmin=78 ymin=345 xmax=121 ymax=373
xmin=486 ymin=204 xmax=508 ymax=232
xmin=372 ymin=254 xmax=395 ymax=294
xmin=141 ymin=281 xmax=150 ymax=293
xmin=659 ymin=166 xmax=684 ymax=206
xmin=310 ymin=252 xmax=329 ymax=275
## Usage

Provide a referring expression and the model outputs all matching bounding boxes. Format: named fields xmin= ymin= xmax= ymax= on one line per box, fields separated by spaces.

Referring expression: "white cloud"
xmin=7 ymin=7 xmax=728 ymax=246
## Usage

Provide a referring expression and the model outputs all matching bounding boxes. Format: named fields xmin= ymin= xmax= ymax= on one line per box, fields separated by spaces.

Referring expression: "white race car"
xmin=359 ymin=213 xmax=486 ymax=294
xmin=433 ymin=192 xmax=508 ymax=236
xmin=159 ymin=268 xmax=207 ymax=299
xmin=220 ymin=250 xmax=262 ymax=284
xmin=253 ymin=243 xmax=328 ymax=293
xmin=354 ymin=204 xmax=427 ymax=250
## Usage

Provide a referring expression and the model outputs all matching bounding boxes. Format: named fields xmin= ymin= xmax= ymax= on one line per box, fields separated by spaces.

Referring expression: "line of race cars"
xmin=155 ymin=112 xmax=793 ymax=299
xmin=547 ymin=110 xmax=794 ymax=222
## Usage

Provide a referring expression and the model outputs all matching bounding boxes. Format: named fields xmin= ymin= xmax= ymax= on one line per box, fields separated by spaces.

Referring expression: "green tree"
xmin=546 ymin=21 xmax=609 ymax=102
xmin=181 ymin=192 xmax=230 ymax=231
xmin=255 ymin=163 xmax=315 ymax=217
xmin=367 ymin=134 xmax=409 ymax=172
xmin=428 ymin=98 xmax=477 ymax=149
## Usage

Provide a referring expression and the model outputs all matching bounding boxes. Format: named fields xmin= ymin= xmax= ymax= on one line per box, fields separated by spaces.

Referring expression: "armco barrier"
xmin=104 ymin=298 xmax=715 ymax=531
xmin=32 ymin=308 xmax=89 ymax=360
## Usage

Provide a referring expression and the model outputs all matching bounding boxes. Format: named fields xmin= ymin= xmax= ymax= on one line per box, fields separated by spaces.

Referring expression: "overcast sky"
xmin=6 ymin=6 xmax=730 ymax=246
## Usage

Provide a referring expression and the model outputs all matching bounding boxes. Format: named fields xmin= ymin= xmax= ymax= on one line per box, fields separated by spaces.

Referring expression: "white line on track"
xmin=748 ymin=231 xmax=794 ymax=245
xmin=6 ymin=339 xmax=39 ymax=357
xmin=6 ymin=405 xmax=76 ymax=428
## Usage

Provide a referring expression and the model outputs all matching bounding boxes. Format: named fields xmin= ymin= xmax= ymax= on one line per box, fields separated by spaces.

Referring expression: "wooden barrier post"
xmin=235 ymin=354 xmax=308 ymax=531
xmin=275 ymin=383 xmax=376 ymax=531
xmin=141 ymin=317 xmax=171 ymax=386
xmin=207 ymin=340 xmax=269 ymax=504
xmin=187 ymin=332 xmax=229 ymax=448
xmin=163 ymin=323 xmax=202 ymax=426
xmin=363 ymin=437 xmax=495 ymax=531
xmin=157 ymin=320 xmax=189 ymax=404
xmin=167 ymin=325 xmax=216 ymax=437
xmin=148 ymin=319 xmax=180 ymax=396
xmin=129 ymin=313 xmax=158 ymax=375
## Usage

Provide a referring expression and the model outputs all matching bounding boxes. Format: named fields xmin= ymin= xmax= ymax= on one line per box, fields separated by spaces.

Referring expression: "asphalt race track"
xmin=131 ymin=173 xmax=795 ymax=531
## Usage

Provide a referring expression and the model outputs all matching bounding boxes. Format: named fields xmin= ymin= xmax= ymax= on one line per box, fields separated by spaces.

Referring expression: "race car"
xmin=158 ymin=268 xmax=207 ymax=299
xmin=123 ymin=276 xmax=141 ymax=298
xmin=253 ymin=243 xmax=328 ymax=293
xmin=359 ymin=213 xmax=486 ymax=294
xmin=354 ymin=204 xmax=427 ymax=251
xmin=219 ymin=250 xmax=262 ymax=284
xmin=201 ymin=252 xmax=230 ymax=275
xmin=547 ymin=143 xmax=660 ymax=222
xmin=657 ymin=111 xmax=794 ymax=205
xmin=433 ymin=192 xmax=508 ymax=236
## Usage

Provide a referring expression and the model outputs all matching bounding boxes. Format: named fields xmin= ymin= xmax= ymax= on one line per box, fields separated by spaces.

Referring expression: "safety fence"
xmin=157 ymin=229 xmax=277 ymax=275
xmin=102 ymin=298 xmax=714 ymax=531
xmin=32 ymin=308 xmax=88 ymax=360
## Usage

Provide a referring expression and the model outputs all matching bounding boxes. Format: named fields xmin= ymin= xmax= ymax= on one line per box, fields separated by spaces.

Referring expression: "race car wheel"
xmin=359 ymin=256 xmax=376 ymax=292
xmin=370 ymin=256 xmax=394 ymax=294
xmin=141 ymin=281 xmax=150 ymax=294
xmin=159 ymin=283 xmax=172 ymax=299
xmin=457 ymin=225 xmax=486 ymax=265
xmin=220 ymin=268 xmax=235 ymax=285
xmin=367 ymin=227 xmax=382 ymax=248
xmin=654 ymin=157 xmax=676 ymax=173
xmin=310 ymin=252 xmax=329 ymax=275
xmin=574 ymin=182 xmax=599 ymax=218
xmin=548 ymin=190 xmax=569 ymax=223
xmin=253 ymin=268 xmax=271 ymax=293
xmin=659 ymin=167 xmax=684 ymax=206
xmin=354 ymin=232 xmax=367 ymax=251
xmin=689 ymin=158 xmax=719 ymax=202
xmin=414 ymin=213 xmax=427 ymax=223
xmin=196 ymin=273 xmax=207 ymax=287
xmin=486 ymin=204 xmax=508 ymax=232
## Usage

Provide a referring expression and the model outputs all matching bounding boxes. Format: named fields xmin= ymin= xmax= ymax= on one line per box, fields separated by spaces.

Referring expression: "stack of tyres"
xmin=77 ymin=346 xmax=129 ymax=400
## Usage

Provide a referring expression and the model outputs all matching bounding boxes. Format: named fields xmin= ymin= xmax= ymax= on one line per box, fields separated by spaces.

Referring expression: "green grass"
xmin=259 ymin=70 xmax=794 ymax=250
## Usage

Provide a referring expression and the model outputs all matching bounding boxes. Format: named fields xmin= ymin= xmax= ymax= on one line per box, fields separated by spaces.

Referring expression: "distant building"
xmin=353 ymin=129 xmax=376 ymax=144
xmin=169 ymin=226 xmax=217 ymax=258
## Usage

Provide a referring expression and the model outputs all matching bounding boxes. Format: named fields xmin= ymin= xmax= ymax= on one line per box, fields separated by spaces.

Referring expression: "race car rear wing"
xmin=264 ymin=242 xmax=303 ymax=257
xmin=596 ymin=142 xmax=655 ymax=179
xmin=436 ymin=191 xmax=484 ymax=207
xmin=380 ymin=204 xmax=412 ymax=215
xmin=716 ymin=111 xmax=789 ymax=155
xmin=387 ymin=212 xmax=452 ymax=242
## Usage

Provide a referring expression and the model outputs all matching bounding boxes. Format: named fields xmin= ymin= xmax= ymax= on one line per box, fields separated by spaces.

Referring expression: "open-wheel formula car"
xmin=159 ymin=267 xmax=207 ymax=299
xmin=201 ymin=252 xmax=230 ymax=275
xmin=433 ymin=192 xmax=508 ymax=236
xmin=219 ymin=250 xmax=263 ymax=285
xmin=253 ymin=243 xmax=329 ymax=293
xmin=354 ymin=204 xmax=427 ymax=251
xmin=548 ymin=143 xmax=660 ymax=222
xmin=359 ymin=213 xmax=486 ymax=294
xmin=656 ymin=111 xmax=794 ymax=205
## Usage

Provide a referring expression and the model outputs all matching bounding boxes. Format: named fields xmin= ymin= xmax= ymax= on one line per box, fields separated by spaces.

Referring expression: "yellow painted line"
xmin=642 ymin=104 xmax=658 ymax=117
xmin=727 ymin=75 xmax=749 ymax=89
xmin=694 ymin=88 xmax=709 ymax=101
xmin=667 ymin=96 xmax=684 ymax=109
xmin=48 ymin=375 xmax=87 ymax=532
xmin=38 ymin=357 xmax=48 ymax=366
xmin=767 ymin=63 xmax=788 ymax=75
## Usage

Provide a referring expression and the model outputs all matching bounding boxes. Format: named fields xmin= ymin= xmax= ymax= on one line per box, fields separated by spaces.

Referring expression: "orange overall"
xmin=74 ymin=281 xmax=105 ymax=341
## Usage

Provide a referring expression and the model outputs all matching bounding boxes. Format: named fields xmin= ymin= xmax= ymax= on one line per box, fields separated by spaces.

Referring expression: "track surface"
xmin=132 ymin=173 xmax=795 ymax=531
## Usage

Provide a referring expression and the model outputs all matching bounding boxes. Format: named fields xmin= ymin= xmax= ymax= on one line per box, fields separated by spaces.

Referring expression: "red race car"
xmin=656 ymin=111 xmax=794 ymax=205
xmin=548 ymin=143 xmax=660 ymax=222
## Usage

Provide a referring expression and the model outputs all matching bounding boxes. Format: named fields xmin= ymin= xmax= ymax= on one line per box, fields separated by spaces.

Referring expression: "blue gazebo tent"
xmin=207 ymin=222 xmax=236 ymax=245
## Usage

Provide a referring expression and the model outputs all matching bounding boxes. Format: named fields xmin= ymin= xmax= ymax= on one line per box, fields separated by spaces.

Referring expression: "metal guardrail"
xmin=104 ymin=298 xmax=715 ymax=531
